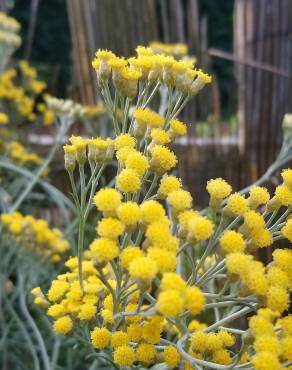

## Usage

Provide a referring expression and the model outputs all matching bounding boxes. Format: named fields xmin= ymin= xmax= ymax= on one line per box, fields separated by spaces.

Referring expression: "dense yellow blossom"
xmin=158 ymin=175 xmax=182 ymax=198
xmin=129 ymin=256 xmax=158 ymax=281
xmin=113 ymin=345 xmax=135 ymax=366
xmin=93 ymin=188 xmax=122 ymax=212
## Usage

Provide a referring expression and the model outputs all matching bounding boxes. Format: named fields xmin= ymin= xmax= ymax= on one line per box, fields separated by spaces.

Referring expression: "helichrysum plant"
xmin=1 ymin=211 xmax=70 ymax=263
xmin=34 ymin=46 xmax=292 ymax=370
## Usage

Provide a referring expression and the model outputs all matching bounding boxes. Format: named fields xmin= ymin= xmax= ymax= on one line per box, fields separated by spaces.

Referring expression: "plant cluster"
xmin=30 ymin=47 xmax=292 ymax=370
xmin=1 ymin=211 xmax=70 ymax=262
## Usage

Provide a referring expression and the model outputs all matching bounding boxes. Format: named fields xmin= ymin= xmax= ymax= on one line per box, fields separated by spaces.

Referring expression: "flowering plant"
xmin=34 ymin=47 xmax=292 ymax=370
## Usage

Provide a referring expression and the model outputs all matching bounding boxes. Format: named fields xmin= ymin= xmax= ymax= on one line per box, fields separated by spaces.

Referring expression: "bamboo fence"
xmin=234 ymin=0 xmax=292 ymax=184
xmin=65 ymin=0 xmax=292 ymax=204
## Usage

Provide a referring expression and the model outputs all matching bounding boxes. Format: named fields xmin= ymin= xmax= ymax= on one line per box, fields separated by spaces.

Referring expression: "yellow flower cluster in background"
xmin=80 ymin=102 xmax=106 ymax=121
xmin=0 ymin=111 xmax=8 ymax=124
xmin=149 ymin=41 xmax=188 ymax=57
xmin=0 ymin=62 xmax=55 ymax=125
xmin=1 ymin=212 xmax=70 ymax=262
xmin=0 ymin=12 xmax=21 ymax=50
xmin=0 ymin=12 xmax=21 ymax=33
xmin=6 ymin=141 xmax=43 ymax=166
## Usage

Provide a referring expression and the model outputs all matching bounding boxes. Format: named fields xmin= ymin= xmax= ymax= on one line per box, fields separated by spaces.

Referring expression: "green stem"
xmin=19 ymin=277 xmax=51 ymax=370
xmin=10 ymin=118 xmax=69 ymax=212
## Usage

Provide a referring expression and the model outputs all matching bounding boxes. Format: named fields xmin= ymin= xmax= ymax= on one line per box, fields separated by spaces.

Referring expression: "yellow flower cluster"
xmin=0 ymin=12 xmax=21 ymax=48
xmin=92 ymin=46 xmax=211 ymax=97
xmin=6 ymin=141 xmax=43 ymax=166
xmin=0 ymin=111 xmax=8 ymax=124
xmin=190 ymin=330 xmax=235 ymax=365
xmin=0 ymin=62 xmax=55 ymax=125
xmin=149 ymin=41 xmax=188 ymax=57
xmin=36 ymin=46 xmax=292 ymax=370
xmin=1 ymin=212 xmax=70 ymax=262
xmin=63 ymin=135 xmax=114 ymax=171
xmin=249 ymin=309 xmax=292 ymax=370
xmin=41 ymin=254 xmax=182 ymax=368
xmin=0 ymin=12 xmax=21 ymax=33
xmin=0 ymin=69 xmax=35 ymax=121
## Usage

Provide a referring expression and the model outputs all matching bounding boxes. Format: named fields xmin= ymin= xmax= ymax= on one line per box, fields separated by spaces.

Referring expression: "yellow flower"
xmin=93 ymin=188 xmax=122 ymax=213
xmin=219 ymin=230 xmax=245 ymax=254
xmin=129 ymin=256 xmax=157 ymax=281
xmin=0 ymin=112 xmax=8 ymax=124
xmin=281 ymin=219 xmax=292 ymax=242
xmin=184 ymin=286 xmax=205 ymax=315
xmin=226 ymin=253 xmax=252 ymax=276
xmin=160 ymin=272 xmax=186 ymax=293
xmin=147 ymin=247 xmax=176 ymax=273
xmin=120 ymin=246 xmax=144 ymax=269
xmin=136 ymin=343 xmax=156 ymax=364
xmin=243 ymin=269 xmax=268 ymax=296
xmin=254 ymin=335 xmax=281 ymax=355
xmin=125 ymin=151 xmax=149 ymax=176
xmin=178 ymin=210 xmax=199 ymax=230
xmin=94 ymin=49 xmax=116 ymax=61
xmin=252 ymin=351 xmax=281 ymax=370
xmin=116 ymin=147 xmax=136 ymax=166
xmin=140 ymin=200 xmax=165 ymax=224
xmin=187 ymin=216 xmax=214 ymax=241
xmin=47 ymin=304 xmax=66 ymax=318
xmin=250 ymin=228 xmax=273 ymax=248
xmin=279 ymin=315 xmax=292 ymax=336
xmin=188 ymin=320 xmax=207 ymax=332
xmin=91 ymin=327 xmax=111 ymax=349
xmin=169 ymin=118 xmax=187 ymax=137
xmin=127 ymin=323 xmax=143 ymax=342
xmin=226 ymin=193 xmax=249 ymax=216
xmin=108 ymin=56 xmax=127 ymax=71
xmin=96 ymin=217 xmax=125 ymax=239
xmin=207 ymin=178 xmax=232 ymax=199
xmin=167 ymin=189 xmax=192 ymax=212
xmin=117 ymin=201 xmax=141 ymax=226
xmin=217 ymin=331 xmax=235 ymax=347
xmin=111 ymin=331 xmax=129 ymax=348
xmin=150 ymin=128 xmax=171 ymax=145
xmin=267 ymin=286 xmax=289 ymax=313
xmin=78 ymin=304 xmax=97 ymax=320
xmin=243 ymin=210 xmax=265 ymax=231
xmin=145 ymin=219 xmax=172 ymax=247
xmin=191 ymin=331 xmax=209 ymax=353
xmin=158 ymin=176 xmax=182 ymax=198
xmin=282 ymin=168 xmax=292 ymax=190
xmin=47 ymin=280 xmax=69 ymax=302
xmin=275 ymin=184 xmax=292 ymax=206
xmin=272 ymin=248 xmax=292 ymax=273
xmin=249 ymin=186 xmax=270 ymax=208
xmin=53 ymin=316 xmax=73 ymax=335
xmin=114 ymin=134 xmax=136 ymax=150
xmin=156 ymin=289 xmax=184 ymax=317
xmin=134 ymin=108 xmax=164 ymax=128
xmin=150 ymin=145 xmax=177 ymax=175
xmin=249 ymin=315 xmax=274 ymax=337
xmin=212 ymin=349 xmax=232 ymax=365
xmin=89 ymin=238 xmax=119 ymax=263
xmin=281 ymin=336 xmax=292 ymax=361
xmin=113 ymin=345 xmax=135 ymax=366
xmin=116 ymin=168 xmax=141 ymax=193
xmin=163 ymin=346 xmax=180 ymax=369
